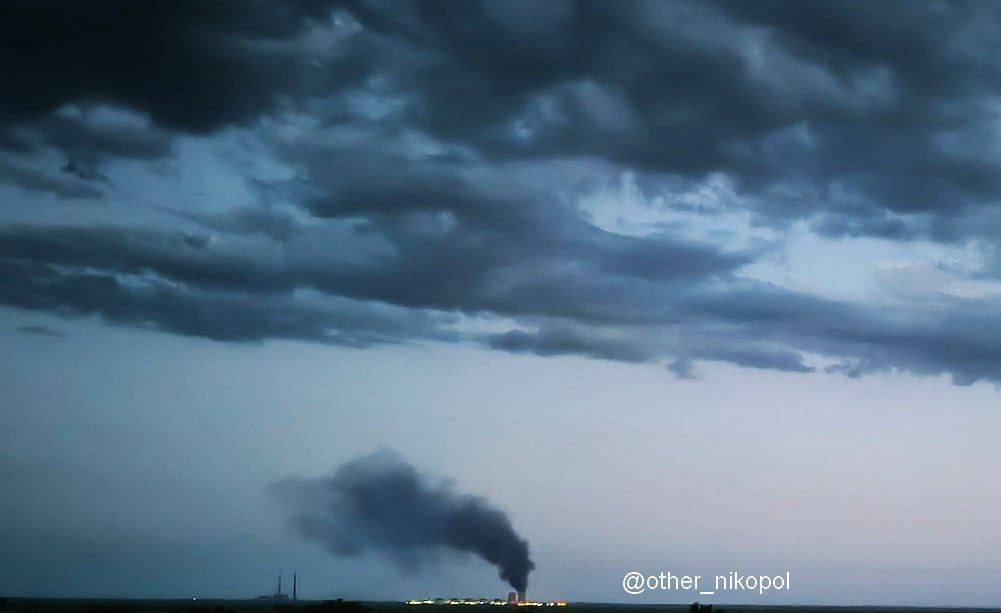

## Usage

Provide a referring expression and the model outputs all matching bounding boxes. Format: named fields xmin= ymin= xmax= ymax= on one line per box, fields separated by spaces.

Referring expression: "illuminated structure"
xmin=405 ymin=595 xmax=566 ymax=607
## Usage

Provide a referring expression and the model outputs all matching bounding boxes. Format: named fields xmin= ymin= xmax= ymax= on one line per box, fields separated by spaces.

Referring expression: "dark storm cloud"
xmin=486 ymin=328 xmax=651 ymax=363
xmin=5 ymin=213 xmax=1001 ymax=383
xmin=679 ymin=346 xmax=815 ymax=375
xmin=0 ymin=106 xmax=175 ymax=197
xmin=0 ymin=0 xmax=359 ymax=195
xmin=17 ymin=325 xmax=65 ymax=338
xmin=0 ymin=1 xmax=336 ymax=133
xmin=0 ymin=157 xmax=103 ymax=199
xmin=3 ymin=0 xmax=1001 ymax=228
xmin=0 ymin=228 xmax=455 ymax=347
xmin=160 ymin=206 xmax=305 ymax=243
xmin=274 ymin=450 xmax=534 ymax=592
xmin=4 ymin=0 xmax=1001 ymax=383
xmin=0 ymin=206 xmax=747 ymax=342
xmin=333 ymin=0 xmax=1001 ymax=238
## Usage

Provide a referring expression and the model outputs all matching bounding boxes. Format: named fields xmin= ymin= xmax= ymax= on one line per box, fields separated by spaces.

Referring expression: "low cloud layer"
xmin=4 ymin=1 xmax=1001 ymax=383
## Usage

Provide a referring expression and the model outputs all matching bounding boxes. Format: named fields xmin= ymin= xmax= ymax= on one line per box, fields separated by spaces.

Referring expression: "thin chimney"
xmin=293 ymin=573 xmax=297 ymax=601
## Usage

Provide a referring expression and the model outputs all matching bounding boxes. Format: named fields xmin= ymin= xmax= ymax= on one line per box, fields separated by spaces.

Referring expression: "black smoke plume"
xmin=274 ymin=450 xmax=534 ymax=592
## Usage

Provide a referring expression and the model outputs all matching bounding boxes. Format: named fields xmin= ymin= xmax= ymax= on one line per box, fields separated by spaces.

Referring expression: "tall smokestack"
xmin=278 ymin=572 xmax=282 ymax=596
xmin=293 ymin=573 xmax=297 ymax=601
xmin=273 ymin=450 xmax=535 ymax=594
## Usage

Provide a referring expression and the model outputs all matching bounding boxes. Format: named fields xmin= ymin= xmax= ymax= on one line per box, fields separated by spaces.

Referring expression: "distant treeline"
xmin=0 ymin=598 xmax=370 ymax=613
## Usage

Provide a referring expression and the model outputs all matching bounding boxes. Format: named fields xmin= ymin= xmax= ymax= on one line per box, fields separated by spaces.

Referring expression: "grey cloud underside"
xmin=7 ymin=0 xmax=1001 ymax=230
xmin=17 ymin=324 xmax=65 ymax=338
xmin=4 ymin=218 xmax=1001 ymax=384
xmin=0 ymin=1 xmax=337 ymax=133
xmin=4 ymin=1 xmax=1001 ymax=383
xmin=338 ymin=0 xmax=1001 ymax=237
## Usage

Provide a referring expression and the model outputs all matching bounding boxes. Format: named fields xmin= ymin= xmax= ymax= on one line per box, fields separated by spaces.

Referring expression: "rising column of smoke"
xmin=272 ymin=450 xmax=534 ymax=592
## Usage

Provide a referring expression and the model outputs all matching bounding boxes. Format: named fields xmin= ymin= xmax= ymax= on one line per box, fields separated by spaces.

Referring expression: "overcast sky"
xmin=3 ymin=0 xmax=1001 ymax=606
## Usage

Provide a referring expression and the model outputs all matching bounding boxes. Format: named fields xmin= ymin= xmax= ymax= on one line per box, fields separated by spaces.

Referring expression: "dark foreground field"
xmin=3 ymin=600 xmax=1001 ymax=613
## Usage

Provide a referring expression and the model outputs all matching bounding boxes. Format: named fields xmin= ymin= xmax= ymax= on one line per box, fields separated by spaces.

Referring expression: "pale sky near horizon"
xmin=4 ymin=310 xmax=1001 ymax=605
xmin=4 ymin=0 xmax=1001 ymax=606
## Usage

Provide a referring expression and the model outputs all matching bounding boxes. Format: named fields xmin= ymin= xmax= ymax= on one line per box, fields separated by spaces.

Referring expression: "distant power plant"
xmin=256 ymin=572 xmax=298 ymax=602
xmin=406 ymin=592 xmax=565 ymax=607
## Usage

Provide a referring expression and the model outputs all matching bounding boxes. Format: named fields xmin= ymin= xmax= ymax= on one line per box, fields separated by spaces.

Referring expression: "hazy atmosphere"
xmin=3 ymin=0 xmax=1001 ymax=606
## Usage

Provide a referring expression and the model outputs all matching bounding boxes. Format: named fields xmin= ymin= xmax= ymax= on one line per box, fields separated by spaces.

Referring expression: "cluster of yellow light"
xmin=406 ymin=599 xmax=505 ymax=606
